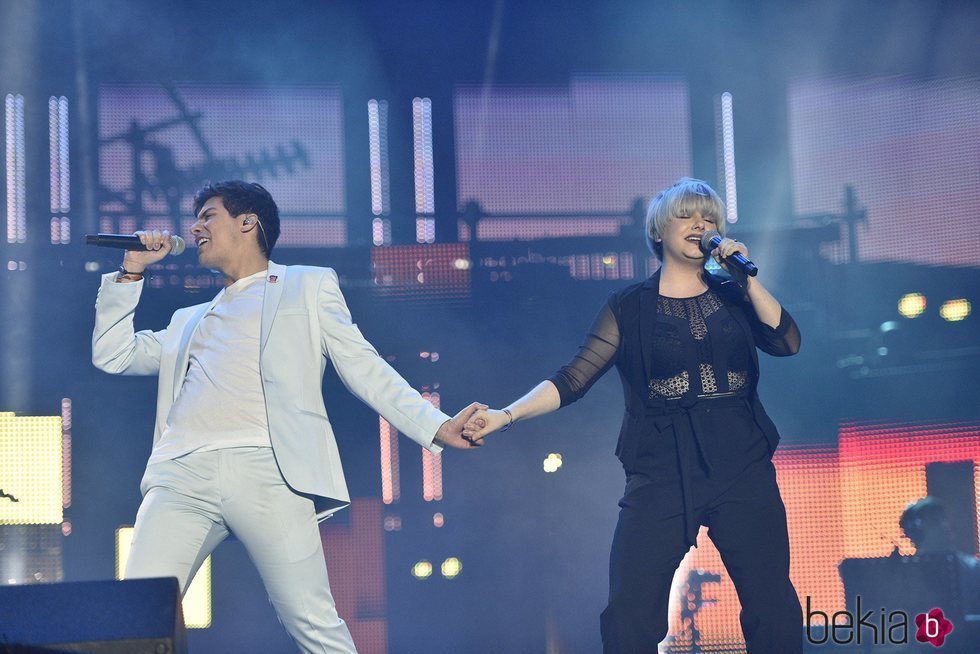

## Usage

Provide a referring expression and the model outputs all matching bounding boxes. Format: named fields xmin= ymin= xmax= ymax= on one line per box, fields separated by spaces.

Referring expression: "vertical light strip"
xmin=372 ymin=218 xmax=392 ymax=247
xmin=58 ymin=97 xmax=69 ymax=214
xmin=50 ymin=97 xmax=70 ymax=244
xmin=15 ymin=95 xmax=26 ymax=243
xmin=368 ymin=99 xmax=391 ymax=216
xmin=422 ymin=450 xmax=443 ymax=501
xmin=379 ymin=417 xmax=400 ymax=505
xmin=368 ymin=100 xmax=383 ymax=215
xmin=5 ymin=95 xmax=13 ymax=242
xmin=412 ymin=97 xmax=435 ymax=243
xmin=718 ymin=92 xmax=738 ymax=224
xmin=368 ymin=99 xmax=392 ymax=246
xmin=61 ymin=398 xmax=72 ymax=510
xmin=621 ymin=251 xmax=635 ymax=280
xmin=421 ymin=392 xmax=443 ymax=501
xmin=412 ymin=97 xmax=435 ymax=213
xmin=49 ymin=98 xmax=59 ymax=214
xmin=6 ymin=94 xmax=27 ymax=243
xmin=415 ymin=217 xmax=435 ymax=244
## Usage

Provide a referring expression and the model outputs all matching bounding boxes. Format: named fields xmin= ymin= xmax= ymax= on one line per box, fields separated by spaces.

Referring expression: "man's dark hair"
xmin=193 ymin=180 xmax=281 ymax=257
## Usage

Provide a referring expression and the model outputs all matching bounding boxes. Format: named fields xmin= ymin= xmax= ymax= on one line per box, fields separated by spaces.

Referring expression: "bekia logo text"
xmin=806 ymin=597 xmax=954 ymax=647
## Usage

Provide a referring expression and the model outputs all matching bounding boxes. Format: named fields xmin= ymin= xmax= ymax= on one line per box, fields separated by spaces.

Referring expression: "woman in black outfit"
xmin=463 ymin=178 xmax=803 ymax=653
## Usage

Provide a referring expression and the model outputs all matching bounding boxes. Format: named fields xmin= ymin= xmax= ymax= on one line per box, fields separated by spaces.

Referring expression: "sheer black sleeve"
xmin=547 ymin=298 xmax=621 ymax=407
xmin=747 ymin=305 xmax=801 ymax=357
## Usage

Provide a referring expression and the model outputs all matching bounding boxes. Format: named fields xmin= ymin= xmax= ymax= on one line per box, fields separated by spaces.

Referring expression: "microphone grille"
xmin=170 ymin=235 xmax=186 ymax=255
xmin=700 ymin=230 xmax=721 ymax=252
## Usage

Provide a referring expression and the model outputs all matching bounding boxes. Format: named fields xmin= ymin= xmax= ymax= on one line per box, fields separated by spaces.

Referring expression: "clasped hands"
xmin=434 ymin=403 xmax=510 ymax=449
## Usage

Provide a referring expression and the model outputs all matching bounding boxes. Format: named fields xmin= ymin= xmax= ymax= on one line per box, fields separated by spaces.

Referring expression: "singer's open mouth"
xmin=196 ymin=238 xmax=210 ymax=248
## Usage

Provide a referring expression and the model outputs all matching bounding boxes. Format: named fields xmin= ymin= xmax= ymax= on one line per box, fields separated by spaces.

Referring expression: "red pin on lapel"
xmin=268 ymin=275 xmax=278 ymax=284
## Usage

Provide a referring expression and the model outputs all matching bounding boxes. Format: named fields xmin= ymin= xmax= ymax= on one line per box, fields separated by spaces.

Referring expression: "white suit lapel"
xmin=260 ymin=261 xmax=286 ymax=354
xmin=172 ymin=301 xmax=213 ymax=401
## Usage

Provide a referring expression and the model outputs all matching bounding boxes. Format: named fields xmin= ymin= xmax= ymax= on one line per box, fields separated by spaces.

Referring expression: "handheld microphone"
xmin=85 ymin=233 xmax=186 ymax=256
xmin=700 ymin=230 xmax=758 ymax=277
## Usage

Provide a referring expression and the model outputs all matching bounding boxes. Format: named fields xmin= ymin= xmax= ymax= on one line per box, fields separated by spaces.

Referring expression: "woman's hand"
xmin=435 ymin=402 xmax=488 ymax=449
xmin=462 ymin=408 xmax=512 ymax=444
xmin=460 ymin=381 xmax=561 ymax=444
xmin=711 ymin=237 xmax=749 ymax=274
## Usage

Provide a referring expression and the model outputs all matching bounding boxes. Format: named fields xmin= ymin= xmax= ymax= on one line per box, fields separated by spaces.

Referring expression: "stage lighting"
xmin=939 ymin=298 xmax=970 ymax=322
xmin=6 ymin=94 xmax=26 ymax=244
xmin=412 ymin=560 xmax=433 ymax=580
xmin=413 ymin=97 xmax=435 ymax=244
xmin=543 ymin=453 xmax=563 ymax=473
xmin=0 ymin=415 xmax=63 ymax=525
xmin=48 ymin=96 xmax=70 ymax=246
xmin=897 ymin=293 xmax=926 ymax=319
xmin=433 ymin=512 xmax=444 ymax=528
xmin=379 ymin=417 xmax=399 ymax=505
xmin=441 ymin=557 xmax=462 ymax=579
xmin=367 ymin=99 xmax=390 ymax=218
xmin=372 ymin=217 xmax=391 ymax=246
xmin=421 ymin=417 xmax=443 ymax=502
xmin=718 ymin=91 xmax=738 ymax=224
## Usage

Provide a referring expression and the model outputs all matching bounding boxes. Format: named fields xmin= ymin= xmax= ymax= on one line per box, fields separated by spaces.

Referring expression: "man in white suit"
xmin=92 ymin=180 xmax=482 ymax=652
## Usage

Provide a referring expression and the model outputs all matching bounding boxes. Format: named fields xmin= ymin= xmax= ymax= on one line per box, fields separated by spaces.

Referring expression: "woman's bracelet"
xmin=500 ymin=408 xmax=514 ymax=432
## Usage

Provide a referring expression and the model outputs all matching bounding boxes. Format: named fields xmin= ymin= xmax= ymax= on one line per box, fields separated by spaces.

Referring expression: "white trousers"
xmin=125 ymin=446 xmax=358 ymax=654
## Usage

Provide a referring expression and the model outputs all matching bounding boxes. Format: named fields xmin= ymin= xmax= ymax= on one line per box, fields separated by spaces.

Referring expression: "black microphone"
xmin=700 ymin=230 xmax=758 ymax=277
xmin=85 ymin=233 xmax=186 ymax=256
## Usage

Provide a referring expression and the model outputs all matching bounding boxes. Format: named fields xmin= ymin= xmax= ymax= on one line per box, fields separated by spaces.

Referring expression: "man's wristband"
xmin=117 ymin=265 xmax=145 ymax=281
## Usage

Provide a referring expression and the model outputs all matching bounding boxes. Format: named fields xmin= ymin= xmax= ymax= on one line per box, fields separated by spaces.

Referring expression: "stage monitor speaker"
xmin=0 ymin=577 xmax=187 ymax=653
xmin=839 ymin=554 xmax=965 ymax=619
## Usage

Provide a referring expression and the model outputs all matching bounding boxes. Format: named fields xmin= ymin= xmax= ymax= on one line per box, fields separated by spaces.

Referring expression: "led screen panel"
xmin=789 ymin=76 xmax=980 ymax=268
xmin=98 ymin=82 xmax=347 ymax=248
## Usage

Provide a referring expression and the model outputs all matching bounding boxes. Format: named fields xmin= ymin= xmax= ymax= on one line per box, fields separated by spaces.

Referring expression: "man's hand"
xmin=434 ymin=402 xmax=488 ymax=449
xmin=121 ymin=230 xmax=174 ymax=273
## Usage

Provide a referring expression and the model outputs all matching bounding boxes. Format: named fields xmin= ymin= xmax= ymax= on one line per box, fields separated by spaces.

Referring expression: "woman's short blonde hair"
xmin=645 ymin=177 xmax=726 ymax=258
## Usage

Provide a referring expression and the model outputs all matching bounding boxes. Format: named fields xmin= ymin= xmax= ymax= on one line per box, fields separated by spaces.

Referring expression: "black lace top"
xmin=548 ymin=286 xmax=800 ymax=407
xmin=648 ymin=290 xmax=751 ymax=401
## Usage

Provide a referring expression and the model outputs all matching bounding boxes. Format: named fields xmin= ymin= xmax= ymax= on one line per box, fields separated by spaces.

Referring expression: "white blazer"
xmin=92 ymin=261 xmax=449 ymax=518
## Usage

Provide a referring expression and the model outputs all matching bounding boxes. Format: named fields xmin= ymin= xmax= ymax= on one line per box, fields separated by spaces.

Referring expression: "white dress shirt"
xmin=148 ymin=270 xmax=271 ymax=464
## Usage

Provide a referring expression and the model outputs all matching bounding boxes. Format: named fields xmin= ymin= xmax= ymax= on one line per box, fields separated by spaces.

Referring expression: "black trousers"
xmin=600 ymin=458 xmax=803 ymax=654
